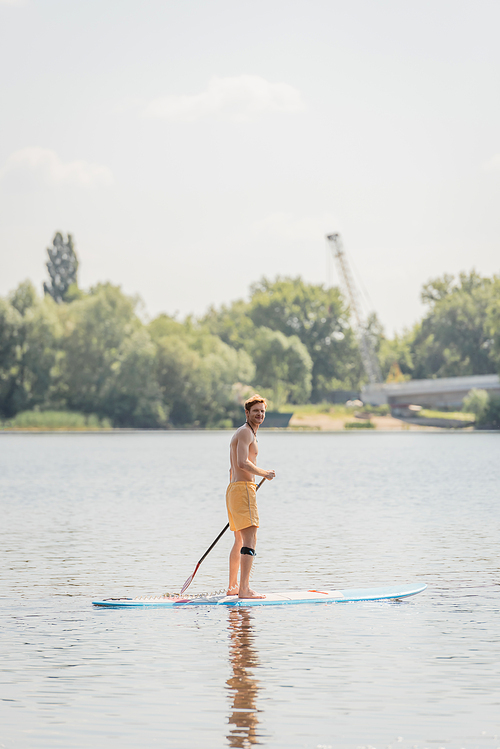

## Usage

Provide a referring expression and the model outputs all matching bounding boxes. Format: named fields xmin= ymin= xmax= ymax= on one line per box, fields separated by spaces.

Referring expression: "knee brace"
xmin=240 ymin=546 xmax=256 ymax=556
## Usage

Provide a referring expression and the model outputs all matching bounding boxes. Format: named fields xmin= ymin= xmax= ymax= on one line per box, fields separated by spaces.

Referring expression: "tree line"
xmin=378 ymin=271 xmax=500 ymax=382
xmin=0 ymin=234 xmax=499 ymax=428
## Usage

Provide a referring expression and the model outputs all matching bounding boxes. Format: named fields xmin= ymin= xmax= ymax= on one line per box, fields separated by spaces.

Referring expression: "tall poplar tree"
xmin=43 ymin=232 xmax=79 ymax=303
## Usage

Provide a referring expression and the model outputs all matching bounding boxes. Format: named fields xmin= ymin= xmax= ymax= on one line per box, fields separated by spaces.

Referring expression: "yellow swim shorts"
xmin=226 ymin=481 xmax=259 ymax=532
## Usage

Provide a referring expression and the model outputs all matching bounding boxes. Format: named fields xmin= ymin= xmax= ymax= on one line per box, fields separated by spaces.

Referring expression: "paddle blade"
xmin=180 ymin=564 xmax=199 ymax=595
xmin=180 ymin=575 xmax=193 ymax=595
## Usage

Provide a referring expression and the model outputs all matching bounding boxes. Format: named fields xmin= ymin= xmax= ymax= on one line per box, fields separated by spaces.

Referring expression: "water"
xmin=1 ymin=431 xmax=499 ymax=749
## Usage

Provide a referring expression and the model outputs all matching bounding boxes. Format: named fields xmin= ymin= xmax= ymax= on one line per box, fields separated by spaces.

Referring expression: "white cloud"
xmin=483 ymin=154 xmax=500 ymax=171
xmin=0 ymin=0 xmax=26 ymax=5
xmin=143 ymin=75 xmax=304 ymax=122
xmin=0 ymin=147 xmax=114 ymax=188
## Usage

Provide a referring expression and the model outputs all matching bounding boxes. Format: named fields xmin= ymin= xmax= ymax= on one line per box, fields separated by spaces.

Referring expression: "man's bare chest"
xmin=248 ymin=442 xmax=259 ymax=462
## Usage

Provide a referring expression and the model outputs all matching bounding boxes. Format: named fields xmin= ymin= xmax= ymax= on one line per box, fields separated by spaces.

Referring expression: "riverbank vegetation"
xmin=1 ymin=235 xmax=499 ymax=429
xmin=378 ymin=271 xmax=500 ymax=381
xmin=462 ymin=389 xmax=500 ymax=429
xmin=2 ymin=410 xmax=111 ymax=430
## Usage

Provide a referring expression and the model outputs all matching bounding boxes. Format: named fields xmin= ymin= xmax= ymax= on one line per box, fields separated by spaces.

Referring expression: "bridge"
xmin=362 ymin=374 xmax=500 ymax=409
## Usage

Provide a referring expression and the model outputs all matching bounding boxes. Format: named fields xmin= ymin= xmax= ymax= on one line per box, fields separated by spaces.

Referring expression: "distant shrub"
xmin=4 ymin=410 xmax=111 ymax=429
xmin=362 ymin=404 xmax=390 ymax=416
xmin=344 ymin=421 xmax=375 ymax=429
xmin=212 ymin=418 xmax=233 ymax=429
xmin=476 ymin=395 xmax=500 ymax=430
xmin=462 ymin=389 xmax=489 ymax=419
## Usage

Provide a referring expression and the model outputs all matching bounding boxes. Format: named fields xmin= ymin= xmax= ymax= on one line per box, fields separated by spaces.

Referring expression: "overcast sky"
xmin=1 ymin=0 xmax=499 ymax=334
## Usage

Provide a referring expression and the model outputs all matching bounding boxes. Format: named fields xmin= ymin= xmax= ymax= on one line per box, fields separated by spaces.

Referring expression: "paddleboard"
xmin=92 ymin=582 xmax=426 ymax=608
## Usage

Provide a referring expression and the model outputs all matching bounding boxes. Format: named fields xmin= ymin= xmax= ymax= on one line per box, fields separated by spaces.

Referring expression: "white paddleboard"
xmin=92 ymin=583 xmax=426 ymax=608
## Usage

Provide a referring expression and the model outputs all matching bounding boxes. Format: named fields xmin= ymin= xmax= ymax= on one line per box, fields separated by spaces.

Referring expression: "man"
xmin=226 ymin=394 xmax=276 ymax=599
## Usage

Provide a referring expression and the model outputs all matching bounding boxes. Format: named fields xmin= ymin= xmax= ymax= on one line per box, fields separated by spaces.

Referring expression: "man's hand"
xmin=264 ymin=469 xmax=276 ymax=480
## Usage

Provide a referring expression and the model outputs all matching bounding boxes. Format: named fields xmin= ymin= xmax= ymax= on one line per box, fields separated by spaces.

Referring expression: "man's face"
xmin=247 ymin=403 xmax=266 ymax=425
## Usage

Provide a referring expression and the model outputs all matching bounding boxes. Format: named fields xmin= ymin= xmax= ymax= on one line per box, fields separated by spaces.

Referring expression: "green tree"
xmin=9 ymin=279 xmax=38 ymax=316
xmin=0 ymin=297 xmax=23 ymax=417
xmin=485 ymin=277 xmax=500 ymax=373
xmin=409 ymin=271 xmax=498 ymax=379
xmin=247 ymin=276 xmax=361 ymax=398
xmin=193 ymin=343 xmax=255 ymax=427
xmin=378 ymin=330 xmax=414 ymax=381
xmin=0 ymin=283 xmax=61 ymax=417
xmin=99 ymin=328 xmax=165 ymax=428
xmin=148 ymin=313 xmax=188 ymax=342
xmin=16 ymin=298 xmax=62 ymax=412
xmin=154 ymin=336 xmax=198 ymax=425
xmin=249 ymin=327 xmax=312 ymax=407
xmin=420 ymin=273 xmax=455 ymax=304
xmin=200 ymin=300 xmax=256 ymax=350
xmin=477 ymin=395 xmax=500 ymax=429
xmin=58 ymin=284 xmax=164 ymax=426
xmin=43 ymin=232 xmax=79 ymax=303
xmin=462 ymin=389 xmax=489 ymax=420
xmin=153 ymin=329 xmax=255 ymax=427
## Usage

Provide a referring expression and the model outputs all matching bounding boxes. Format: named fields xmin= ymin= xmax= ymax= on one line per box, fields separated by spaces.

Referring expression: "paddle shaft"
xmin=181 ymin=477 xmax=265 ymax=593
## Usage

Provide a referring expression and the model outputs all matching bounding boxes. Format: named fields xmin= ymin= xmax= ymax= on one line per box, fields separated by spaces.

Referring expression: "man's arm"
xmin=236 ymin=429 xmax=275 ymax=480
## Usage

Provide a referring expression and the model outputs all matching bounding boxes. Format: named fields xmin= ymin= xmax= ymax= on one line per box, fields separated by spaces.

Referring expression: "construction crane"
xmin=326 ymin=233 xmax=383 ymax=385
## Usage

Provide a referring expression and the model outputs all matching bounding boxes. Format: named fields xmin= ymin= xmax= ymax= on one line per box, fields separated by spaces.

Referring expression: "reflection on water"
xmin=1 ymin=432 xmax=500 ymax=749
xmin=226 ymin=608 xmax=261 ymax=747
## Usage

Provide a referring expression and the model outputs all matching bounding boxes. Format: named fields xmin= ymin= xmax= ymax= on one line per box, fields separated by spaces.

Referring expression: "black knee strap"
xmin=240 ymin=546 xmax=256 ymax=556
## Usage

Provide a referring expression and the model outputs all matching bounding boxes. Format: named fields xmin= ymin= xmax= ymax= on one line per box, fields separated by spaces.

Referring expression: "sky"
xmin=1 ymin=0 xmax=499 ymax=334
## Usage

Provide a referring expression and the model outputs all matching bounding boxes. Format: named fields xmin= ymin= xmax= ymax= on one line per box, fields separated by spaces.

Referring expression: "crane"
xmin=326 ymin=233 xmax=383 ymax=385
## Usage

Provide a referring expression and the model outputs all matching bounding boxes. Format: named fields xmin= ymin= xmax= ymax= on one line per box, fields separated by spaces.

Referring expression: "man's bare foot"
xmin=238 ymin=589 xmax=266 ymax=599
xmin=226 ymin=585 xmax=239 ymax=596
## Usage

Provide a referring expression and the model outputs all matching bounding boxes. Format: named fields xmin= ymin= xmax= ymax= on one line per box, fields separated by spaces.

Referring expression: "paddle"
xmin=180 ymin=477 xmax=266 ymax=595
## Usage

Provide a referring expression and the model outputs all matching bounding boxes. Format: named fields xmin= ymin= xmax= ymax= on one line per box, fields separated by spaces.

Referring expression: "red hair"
xmin=244 ymin=394 xmax=267 ymax=412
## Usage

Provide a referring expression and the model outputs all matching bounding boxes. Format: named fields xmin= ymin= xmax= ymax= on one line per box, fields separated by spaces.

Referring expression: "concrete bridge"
xmin=362 ymin=374 xmax=500 ymax=409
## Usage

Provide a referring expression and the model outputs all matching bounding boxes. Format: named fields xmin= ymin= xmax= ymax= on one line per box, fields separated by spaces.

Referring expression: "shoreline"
xmin=0 ymin=423 xmax=477 ymax=434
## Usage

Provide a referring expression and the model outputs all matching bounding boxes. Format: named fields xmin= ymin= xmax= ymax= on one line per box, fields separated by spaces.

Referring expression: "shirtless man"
xmin=226 ymin=394 xmax=276 ymax=599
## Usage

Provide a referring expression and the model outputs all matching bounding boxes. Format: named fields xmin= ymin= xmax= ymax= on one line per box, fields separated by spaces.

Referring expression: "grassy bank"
xmin=280 ymin=403 xmax=390 ymax=417
xmin=1 ymin=410 xmax=112 ymax=430
xmin=419 ymin=409 xmax=475 ymax=422
xmin=281 ymin=402 xmax=475 ymax=431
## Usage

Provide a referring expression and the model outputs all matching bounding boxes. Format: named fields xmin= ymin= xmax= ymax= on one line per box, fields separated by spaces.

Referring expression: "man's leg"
xmin=227 ymin=530 xmax=243 ymax=595
xmin=239 ymin=525 xmax=265 ymax=599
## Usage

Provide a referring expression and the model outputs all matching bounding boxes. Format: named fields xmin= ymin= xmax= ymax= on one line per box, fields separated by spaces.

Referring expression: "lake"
xmin=1 ymin=431 xmax=499 ymax=749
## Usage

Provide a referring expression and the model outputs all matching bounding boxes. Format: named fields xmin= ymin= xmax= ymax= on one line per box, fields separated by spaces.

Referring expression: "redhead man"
xmin=226 ymin=394 xmax=276 ymax=599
